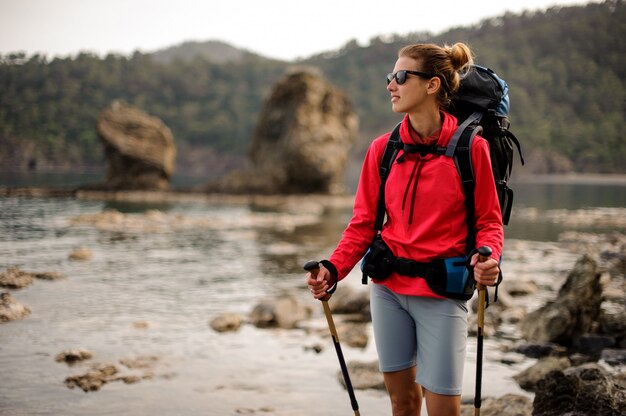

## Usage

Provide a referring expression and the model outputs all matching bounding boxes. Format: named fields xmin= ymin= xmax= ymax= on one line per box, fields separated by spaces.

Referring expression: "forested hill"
xmin=0 ymin=0 xmax=623 ymax=176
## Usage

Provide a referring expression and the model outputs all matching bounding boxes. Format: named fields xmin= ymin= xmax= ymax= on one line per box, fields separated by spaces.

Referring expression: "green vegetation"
xmin=1 ymin=1 xmax=624 ymax=174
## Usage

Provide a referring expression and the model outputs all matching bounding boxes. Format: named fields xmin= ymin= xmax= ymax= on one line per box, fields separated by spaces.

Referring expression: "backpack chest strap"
xmin=400 ymin=143 xmax=447 ymax=157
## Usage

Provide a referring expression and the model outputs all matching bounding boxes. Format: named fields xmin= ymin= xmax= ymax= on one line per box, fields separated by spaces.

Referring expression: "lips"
xmin=390 ymin=95 xmax=400 ymax=103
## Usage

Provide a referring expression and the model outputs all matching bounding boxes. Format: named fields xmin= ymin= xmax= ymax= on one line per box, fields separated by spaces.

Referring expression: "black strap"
xmin=452 ymin=123 xmax=482 ymax=253
xmin=505 ymin=130 xmax=525 ymax=167
xmin=375 ymin=123 xmax=402 ymax=231
xmin=393 ymin=257 xmax=445 ymax=278
xmin=401 ymin=143 xmax=447 ymax=156
xmin=445 ymin=111 xmax=482 ymax=157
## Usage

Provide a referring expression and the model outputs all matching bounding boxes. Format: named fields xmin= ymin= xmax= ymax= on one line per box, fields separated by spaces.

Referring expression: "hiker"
xmin=305 ymin=43 xmax=503 ymax=416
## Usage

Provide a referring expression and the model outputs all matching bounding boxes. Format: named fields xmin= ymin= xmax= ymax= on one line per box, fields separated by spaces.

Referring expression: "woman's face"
xmin=387 ymin=56 xmax=434 ymax=114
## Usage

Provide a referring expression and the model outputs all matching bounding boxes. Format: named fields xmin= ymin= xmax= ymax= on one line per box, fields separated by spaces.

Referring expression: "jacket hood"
xmin=398 ymin=112 xmax=458 ymax=148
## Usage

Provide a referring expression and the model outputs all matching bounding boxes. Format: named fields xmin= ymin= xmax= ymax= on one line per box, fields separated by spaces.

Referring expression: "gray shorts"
xmin=370 ymin=283 xmax=468 ymax=395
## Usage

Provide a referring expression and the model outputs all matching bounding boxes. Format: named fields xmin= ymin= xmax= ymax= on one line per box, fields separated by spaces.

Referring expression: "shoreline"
xmin=513 ymin=173 xmax=626 ymax=185
xmin=0 ymin=185 xmax=357 ymax=208
xmin=2 ymin=172 xmax=626 ymax=203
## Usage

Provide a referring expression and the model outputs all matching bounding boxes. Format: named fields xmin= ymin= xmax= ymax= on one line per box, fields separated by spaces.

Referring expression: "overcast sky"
xmin=0 ymin=0 xmax=598 ymax=61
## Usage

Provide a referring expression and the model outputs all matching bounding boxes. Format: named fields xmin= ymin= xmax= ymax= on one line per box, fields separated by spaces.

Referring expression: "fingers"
xmin=473 ymin=258 xmax=499 ymax=286
xmin=305 ymin=266 xmax=331 ymax=299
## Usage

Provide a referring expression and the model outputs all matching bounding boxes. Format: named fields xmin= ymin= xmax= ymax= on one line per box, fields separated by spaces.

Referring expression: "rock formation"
xmin=207 ymin=68 xmax=358 ymax=194
xmin=96 ymin=101 xmax=176 ymax=190
xmin=532 ymin=364 xmax=626 ymax=416
xmin=520 ymin=254 xmax=603 ymax=345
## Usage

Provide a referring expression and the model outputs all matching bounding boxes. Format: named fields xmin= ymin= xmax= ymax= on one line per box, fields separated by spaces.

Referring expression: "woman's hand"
xmin=305 ymin=264 xmax=333 ymax=300
xmin=470 ymin=253 xmax=500 ymax=287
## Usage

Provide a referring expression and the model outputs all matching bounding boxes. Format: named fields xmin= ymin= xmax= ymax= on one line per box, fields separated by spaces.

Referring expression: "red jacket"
xmin=329 ymin=112 xmax=504 ymax=298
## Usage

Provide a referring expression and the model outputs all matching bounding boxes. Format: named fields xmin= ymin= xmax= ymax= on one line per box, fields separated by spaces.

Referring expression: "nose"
xmin=387 ymin=79 xmax=396 ymax=92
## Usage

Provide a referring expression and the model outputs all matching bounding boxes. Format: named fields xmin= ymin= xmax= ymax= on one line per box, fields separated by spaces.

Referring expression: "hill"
xmin=150 ymin=40 xmax=275 ymax=65
xmin=0 ymin=0 xmax=623 ymax=177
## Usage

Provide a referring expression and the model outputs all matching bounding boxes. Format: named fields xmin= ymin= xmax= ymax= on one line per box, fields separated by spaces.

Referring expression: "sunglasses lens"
xmin=396 ymin=70 xmax=406 ymax=85
xmin=387 ymin=70 xmax=412 ymax=85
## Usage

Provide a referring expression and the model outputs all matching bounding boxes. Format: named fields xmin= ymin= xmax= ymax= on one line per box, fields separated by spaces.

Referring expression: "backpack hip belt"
xmin=360 ymin=234 xmax=476 ymax=300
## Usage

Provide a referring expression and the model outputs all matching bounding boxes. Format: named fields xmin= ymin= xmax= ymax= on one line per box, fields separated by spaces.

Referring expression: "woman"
xmin=305 ymin=43 xmax=503 ymax=416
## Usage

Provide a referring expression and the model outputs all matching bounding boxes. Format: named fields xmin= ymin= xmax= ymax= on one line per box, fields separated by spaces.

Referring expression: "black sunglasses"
xmin=386 ymin=70 xmax=434 ymax=85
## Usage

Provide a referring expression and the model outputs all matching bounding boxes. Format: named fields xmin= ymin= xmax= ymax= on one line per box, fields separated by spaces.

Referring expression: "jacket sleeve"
xmin=328 ymin=137 xmax=387 ymax=280
xmin=471 ymin=137 xmax=504 ymax=260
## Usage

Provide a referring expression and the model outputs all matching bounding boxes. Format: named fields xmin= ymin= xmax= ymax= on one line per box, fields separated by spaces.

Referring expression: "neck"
xmin=408 ymin=107 xmax=443 ymax=140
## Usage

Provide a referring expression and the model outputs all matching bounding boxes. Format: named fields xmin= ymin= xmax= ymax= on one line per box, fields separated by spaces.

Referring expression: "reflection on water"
xmin=0 ymin=171 xmax=208 ymax=189
xmin=514 ymin=180 xmax=626 ymax=210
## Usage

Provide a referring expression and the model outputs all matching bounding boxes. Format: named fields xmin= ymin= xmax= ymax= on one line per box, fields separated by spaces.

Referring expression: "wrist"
xmin=320 ymin=260 xmax=338 ymax=294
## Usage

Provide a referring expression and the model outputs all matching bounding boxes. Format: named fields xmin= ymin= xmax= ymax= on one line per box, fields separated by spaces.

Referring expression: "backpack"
xmin=370 ymin=65 xmax=524 ymax=299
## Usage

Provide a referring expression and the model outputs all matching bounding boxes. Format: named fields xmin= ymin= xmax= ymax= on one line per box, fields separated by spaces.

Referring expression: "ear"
xmin=426 ymin=77 xmax=441 ymax=95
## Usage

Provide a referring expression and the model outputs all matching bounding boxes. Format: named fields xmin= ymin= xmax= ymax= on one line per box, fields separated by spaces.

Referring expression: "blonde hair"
xmin=398 ymin=42 xmax=474 ymax=108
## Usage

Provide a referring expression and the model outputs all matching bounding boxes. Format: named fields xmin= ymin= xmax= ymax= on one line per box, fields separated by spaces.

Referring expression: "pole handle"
xmin=303 ymin=260 xmax=320 ymax=273
xmin=304 ymin=260 xmax=331 ymax=301
xmin=475 ymin=246 xmax=492 ymax=290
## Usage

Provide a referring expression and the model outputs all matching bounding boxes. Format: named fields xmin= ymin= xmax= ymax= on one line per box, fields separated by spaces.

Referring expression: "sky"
xmin=0 ymin=0 xmax=599 ymax=61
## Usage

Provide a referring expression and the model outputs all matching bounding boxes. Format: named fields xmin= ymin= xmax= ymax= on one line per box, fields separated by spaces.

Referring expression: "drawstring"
xmin=400 ymin=156 xmax=425 ymax=226
xmin=398 ymin=123 xmax=442 ymax=228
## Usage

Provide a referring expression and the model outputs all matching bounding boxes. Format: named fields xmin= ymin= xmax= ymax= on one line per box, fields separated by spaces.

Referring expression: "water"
xmin=0 ymin=171 xmax=207 ymax=189
xmin=0 ymin=176 xmax=625 ymax=416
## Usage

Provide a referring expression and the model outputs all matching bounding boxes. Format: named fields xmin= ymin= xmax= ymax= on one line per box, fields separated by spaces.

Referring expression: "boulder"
xmin=207 ymin=68 xmax=358 ymax=194
xmin=65 ymin=364 xmax=118 ymax=392
xmin=532 ymin=364 xmax=626 ymax=416
xmin=96 ymin=101 xmax=176 ymax=190
xmin=330 ymin=285 xmax=370 ymax=321
xmin=55 ymin=349 xmax=94 ymax=364
xmin=338 ymin=361 xmax=385 ymax=390
xmin=0 ymin=267 xmax=34 ymax=289
xmin=505 ymin=279 xmax=539 ymax=297
xmin=514 ymin=342 xmax=567 ymax=359
xmin=520 ymin=254 xmax=603 ymax=345
xmin=336 ymin=322 xmax=369 ymax=349
xmin=513 ymin=356 xmax=571 ymax=391
xmin=249 ymin=295 xmax=312 ymax=329
xmin=572 ymin=334 xmax=617 ymax=358
xmin=69 ymin=247 xmax=93 ymax=261
xmin=0 ymin=292 xmax=31 ymax=322
xmin=32 ymin=271 xmax=65 ymax=281
xmin=461 ymin=394 xmax=532 ymax=416
xmin=0 ymin=267 xmax=65 ymax=288
xmin=210 ymin=313 xmax=244 ymax=333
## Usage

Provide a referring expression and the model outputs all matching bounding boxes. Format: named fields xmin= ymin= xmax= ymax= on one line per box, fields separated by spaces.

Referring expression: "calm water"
xmin=0 ymin=175 xmax=625 ymax=416
xmin=0 ymin=171 xmax=208 ymax=189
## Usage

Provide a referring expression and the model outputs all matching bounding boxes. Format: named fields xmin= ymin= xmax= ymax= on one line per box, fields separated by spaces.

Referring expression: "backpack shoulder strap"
xmin=451 ymin=123 xmax=482 ymax=252
xmin=374 ymin=122 xmax=402 ymax=231
xmin=445 ymin=112 xmax=482 ymax=157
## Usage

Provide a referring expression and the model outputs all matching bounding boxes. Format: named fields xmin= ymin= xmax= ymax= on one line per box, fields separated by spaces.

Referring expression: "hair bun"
xmin=447 ymin=43 xmax=474 ymax=72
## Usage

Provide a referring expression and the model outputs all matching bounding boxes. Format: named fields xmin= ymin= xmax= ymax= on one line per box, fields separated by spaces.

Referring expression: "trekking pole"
xmin=304 ymin=260 xmax=360 ymax=416
xmin=474 ymin=246 xmax=492 ymax=416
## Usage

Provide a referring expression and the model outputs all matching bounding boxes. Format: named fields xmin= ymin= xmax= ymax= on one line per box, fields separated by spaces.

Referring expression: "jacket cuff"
xmin=320 ymin=260 xmax=338 ymax=294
